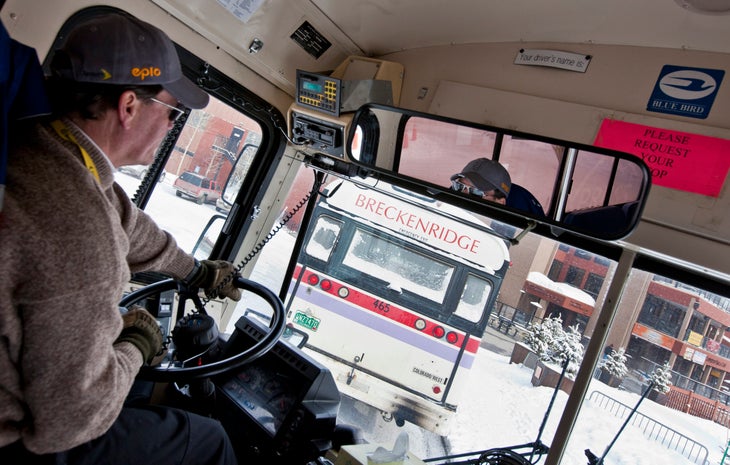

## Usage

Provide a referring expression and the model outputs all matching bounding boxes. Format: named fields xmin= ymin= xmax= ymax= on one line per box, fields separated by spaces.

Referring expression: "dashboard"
xmin=215 ymin=317 xmax=341 ymax=463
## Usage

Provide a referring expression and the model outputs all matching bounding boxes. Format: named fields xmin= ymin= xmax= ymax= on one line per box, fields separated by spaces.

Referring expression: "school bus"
xmin=2 ymin=1 xmax=729 ymax=464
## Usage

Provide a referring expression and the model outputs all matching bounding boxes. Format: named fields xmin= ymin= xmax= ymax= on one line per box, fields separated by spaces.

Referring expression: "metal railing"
xmin=587 ymin=390 xmax=709 ymax=465
xmin=635 ymin=357 xmax=730 ymax=405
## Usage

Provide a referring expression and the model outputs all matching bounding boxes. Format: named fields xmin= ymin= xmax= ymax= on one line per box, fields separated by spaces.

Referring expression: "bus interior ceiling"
xmin=4 ymin=0 xmax=726 ymax=276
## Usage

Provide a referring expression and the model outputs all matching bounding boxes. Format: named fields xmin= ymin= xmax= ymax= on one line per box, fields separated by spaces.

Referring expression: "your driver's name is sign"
xmin=514 ymin=49 xmax=591 ymax=73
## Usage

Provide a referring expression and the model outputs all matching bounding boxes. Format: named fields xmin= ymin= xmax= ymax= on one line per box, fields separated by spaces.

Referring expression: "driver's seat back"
xmin=1 ymin=21 xmax=51 ymax=211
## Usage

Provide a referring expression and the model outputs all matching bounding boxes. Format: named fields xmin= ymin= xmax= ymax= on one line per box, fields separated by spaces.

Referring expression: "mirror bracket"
xmin=509 ymin=220 xmax=538 ymax=246
xmin=305 ymin=151 xmax=369 ymax=178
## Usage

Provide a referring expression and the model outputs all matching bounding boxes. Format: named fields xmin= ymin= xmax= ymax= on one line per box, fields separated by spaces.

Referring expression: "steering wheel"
xmin=119 ymin=276 xmax=286 ymax=382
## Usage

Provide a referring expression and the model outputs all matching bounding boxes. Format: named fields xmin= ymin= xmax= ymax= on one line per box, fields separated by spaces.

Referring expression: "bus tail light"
xmin=414 ymin=319 xmax=427 ymax=331
xmin=432 ymin=385 xmax=442 ymax=394
xmin=432 ymin=326 xmax=445 ymax=338
xmin=446 ymin=331 xmax=459 ymax=344
xmin=337 ymin=286 xmax=350 ymax=298
xmin=307 ymin=274 xmax=320 ymax=286
xmin=320 ymin=279 xmax=333 ymax=291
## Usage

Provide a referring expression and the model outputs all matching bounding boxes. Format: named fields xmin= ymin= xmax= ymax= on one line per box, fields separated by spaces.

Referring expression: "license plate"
xmin=293 ymin=311 xmax=320 ymax=331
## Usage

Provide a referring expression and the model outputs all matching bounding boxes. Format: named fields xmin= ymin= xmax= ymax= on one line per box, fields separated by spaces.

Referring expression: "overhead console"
xmin=288 ymin=56 xmax=404 ymax=157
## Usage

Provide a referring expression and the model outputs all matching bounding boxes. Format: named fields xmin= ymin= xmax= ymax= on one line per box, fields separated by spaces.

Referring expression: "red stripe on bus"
xmin=293 ymin=265 xmax=480 ymax=354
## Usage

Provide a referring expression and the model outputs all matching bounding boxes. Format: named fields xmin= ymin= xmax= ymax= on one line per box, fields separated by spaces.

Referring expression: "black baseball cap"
xmin=52 ymin=12 xmax=209 ymax=109
xmin=451 ymin=158 xmax=512 ymax=197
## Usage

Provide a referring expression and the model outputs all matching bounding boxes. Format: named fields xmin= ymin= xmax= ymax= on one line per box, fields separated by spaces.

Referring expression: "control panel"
xmin=296 ymin=71 xmax=342 ymax=116
xmin=290 ymin=58 xmax=404 ymax=160
xmin=121 ymin=287 xmax=174 ymax=340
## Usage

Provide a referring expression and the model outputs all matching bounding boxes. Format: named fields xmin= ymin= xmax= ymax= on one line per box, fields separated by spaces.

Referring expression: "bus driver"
xmin=0 ymin=12 xmax=240 ymax=465
xmin=451 ymin=158 xmax=546 ymax=217
xmin=450 ymin=158 xmax=512 ymax=205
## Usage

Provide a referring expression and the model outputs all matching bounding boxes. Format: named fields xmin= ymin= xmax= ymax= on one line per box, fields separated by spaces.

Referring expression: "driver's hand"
xmin=188 ymin=260 xmax=242 ymax=301
xmin=116 ymin=306 xmax=164 ymax=365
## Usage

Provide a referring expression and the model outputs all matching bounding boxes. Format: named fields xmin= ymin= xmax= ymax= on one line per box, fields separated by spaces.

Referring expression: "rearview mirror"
xmin=346 ymin=104 xmax=651 ymax=240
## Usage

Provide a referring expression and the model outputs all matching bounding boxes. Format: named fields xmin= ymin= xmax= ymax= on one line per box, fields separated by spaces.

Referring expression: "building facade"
xmin=495 ymin=234 xmax=730 ymax=400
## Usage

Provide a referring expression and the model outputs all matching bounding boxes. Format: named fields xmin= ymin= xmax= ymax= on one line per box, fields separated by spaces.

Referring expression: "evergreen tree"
xmin=525 ymin=314 xmax=563 ymax=361
xmin=650 ymin=361 xmax=672 ymax=393
xmin=601 ymin=347 xmax=629 ymax=379
xmin=525 ymin=315 xmax=584 ymax=374
xmin=554 ymin=324 xmax=585 ymax=375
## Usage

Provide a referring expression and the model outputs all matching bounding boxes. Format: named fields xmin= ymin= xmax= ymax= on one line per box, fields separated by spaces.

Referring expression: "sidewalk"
xmin=480 ymin=326 xmax=518 ymax=357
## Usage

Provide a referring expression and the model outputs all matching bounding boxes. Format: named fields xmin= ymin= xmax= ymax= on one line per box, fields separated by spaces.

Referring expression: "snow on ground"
xmin=447 ymin=350 xmax=728 ymax=465
xmin=336 ymin=347 xmax=729 ymax=465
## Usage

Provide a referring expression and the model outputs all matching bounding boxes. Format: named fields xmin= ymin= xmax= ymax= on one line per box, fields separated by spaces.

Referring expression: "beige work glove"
xmin=186 ymin=259 xmax=242 ymax=301
xmin=116 ymin=306 xmax=163 ymax=365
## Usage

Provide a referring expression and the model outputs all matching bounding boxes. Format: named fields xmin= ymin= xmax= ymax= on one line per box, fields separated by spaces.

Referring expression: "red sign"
xmin=632 ymin=322 xmax=675 ymax=350
xmin=594 ymin=119 xmax=730 ymax=197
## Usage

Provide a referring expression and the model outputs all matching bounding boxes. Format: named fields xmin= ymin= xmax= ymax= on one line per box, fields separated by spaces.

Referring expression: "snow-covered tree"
xmin=525 ymin=315 xmax=563 ymax=361
xmin=650 ymin=361 xmax=672 ymax=393
xmin=554 ymin=324 xmax=585 ymax=375
xmin=601 ymin=347 xmax=629 ymax=379
xmin=525 ymin=315 xmax=584 ymax=374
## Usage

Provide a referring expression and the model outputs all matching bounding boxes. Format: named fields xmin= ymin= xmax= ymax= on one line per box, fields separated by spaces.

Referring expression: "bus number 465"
xmin=373 ymin=300 xmax=391 ymax=312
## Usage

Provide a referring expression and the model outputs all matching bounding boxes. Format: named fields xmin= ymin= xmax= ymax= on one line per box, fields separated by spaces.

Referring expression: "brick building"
xmin=495 ymin=235 xmax=730 ymax=398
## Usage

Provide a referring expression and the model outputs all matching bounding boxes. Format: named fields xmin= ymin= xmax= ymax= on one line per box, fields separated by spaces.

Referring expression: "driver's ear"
xmin=117 ymin=90 xmax=142 ymax=129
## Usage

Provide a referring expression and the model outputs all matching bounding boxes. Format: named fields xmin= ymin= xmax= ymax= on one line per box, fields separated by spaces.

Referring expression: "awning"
xmin=523 ymin=271 xmax=596 ymax=317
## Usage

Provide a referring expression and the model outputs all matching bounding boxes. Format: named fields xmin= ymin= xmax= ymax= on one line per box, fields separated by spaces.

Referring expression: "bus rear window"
xmin=305 ymin=215 xmax=343 ymax=262
xmin=343 ymin=228 xmax=454 ymax=304
xmin=455 ymin=274 xmax=492 ymax=323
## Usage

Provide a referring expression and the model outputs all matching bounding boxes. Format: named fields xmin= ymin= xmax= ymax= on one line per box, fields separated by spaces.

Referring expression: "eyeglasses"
xmin=451 ymin=177 xmax=502 ymax=201
xmin=148 ymin=97 xmax=185 ymax=122
xmin=451 ymin=178 xmax=485 ymax=197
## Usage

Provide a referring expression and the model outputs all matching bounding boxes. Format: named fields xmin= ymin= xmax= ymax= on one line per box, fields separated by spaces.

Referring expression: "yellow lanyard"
xmin=50 ymin=119 xmax=101 ymax=184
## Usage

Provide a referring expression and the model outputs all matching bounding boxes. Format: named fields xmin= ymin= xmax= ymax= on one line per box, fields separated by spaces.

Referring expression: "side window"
xmin=115 ymin=94 xmax=263 ymax=253
xmin=497 ymin=136 xmax=561 ymax=214
xmin=398 ymin=117 xmax=498 ymax=192
xmin=565 ymin=150 xmax=645 ymax=212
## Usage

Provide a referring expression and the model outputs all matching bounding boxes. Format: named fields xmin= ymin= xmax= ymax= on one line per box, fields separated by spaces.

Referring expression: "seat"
xmin=0 ymin=21 xmax=51 ymax=211
xmin=563 ymin=200 xmax=640 ymax=237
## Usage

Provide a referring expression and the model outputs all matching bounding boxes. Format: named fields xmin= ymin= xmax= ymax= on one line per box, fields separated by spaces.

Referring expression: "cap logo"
xmin=100 ymin=68 xmax=112 ymax=81
xmin=131 ymin=66 xmax=162 ymax=81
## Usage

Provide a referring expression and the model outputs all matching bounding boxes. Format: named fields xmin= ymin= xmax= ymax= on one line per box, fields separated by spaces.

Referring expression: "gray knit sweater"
xmin=0 ymin=118 xmax=195 ymax=453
